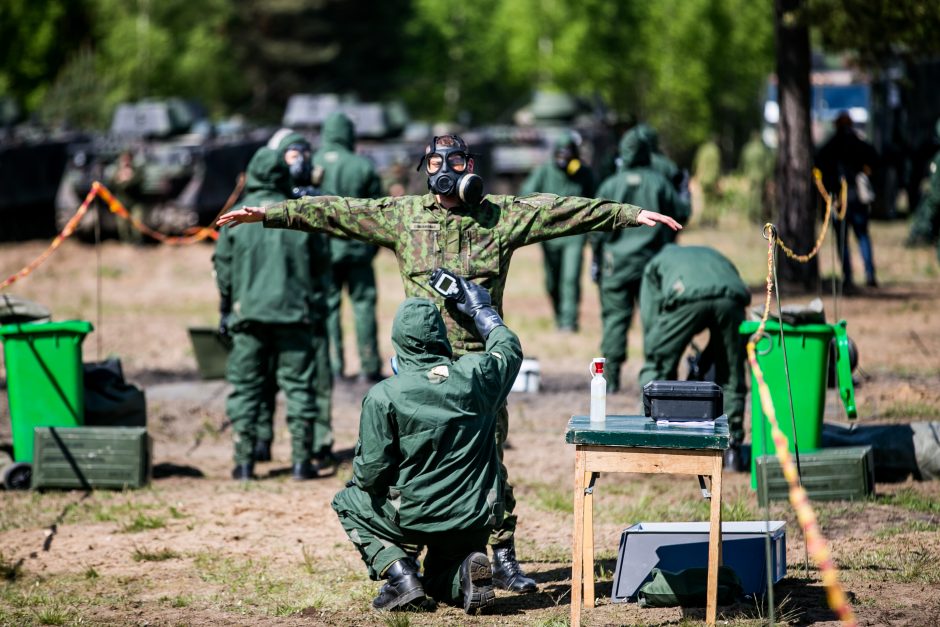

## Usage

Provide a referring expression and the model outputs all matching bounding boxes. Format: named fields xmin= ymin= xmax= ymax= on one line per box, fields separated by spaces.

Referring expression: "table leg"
xmin=705 ymin=454 xmax=724 ymax=626
xmin=583 ymin=471 xmax=596 ymax=608
xmin=571 ymin=448 xmax=585 ymax=627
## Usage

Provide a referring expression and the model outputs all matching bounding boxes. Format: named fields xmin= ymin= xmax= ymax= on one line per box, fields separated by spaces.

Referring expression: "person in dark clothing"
xmin=815 ymin=111 xmax=880 ymax=290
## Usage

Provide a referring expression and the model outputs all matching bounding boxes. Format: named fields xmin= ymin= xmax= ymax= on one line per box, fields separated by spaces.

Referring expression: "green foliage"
xmin=810 ymin=0 xmax=940 ymax=67
xmin=121 ymin=514 xmax=166 ymax=533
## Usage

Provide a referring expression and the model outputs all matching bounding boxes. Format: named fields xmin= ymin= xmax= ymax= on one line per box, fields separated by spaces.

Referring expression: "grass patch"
xmin=531 ymin=483 xmax=572 ymax=514
xmin=881 ymin=487 xmax=940 ymax=515
xmin=837 ymin=542 xmax=940 ymax=584
xmin=132 ymin=546 xmax=180 ymax=562
xmin=121 ymin=514 xmax=166 ymax=533
xmin=875 ymin=520 xmax=940 ymax=539
xmin=84 ymin=566 xmax=99 ymax=580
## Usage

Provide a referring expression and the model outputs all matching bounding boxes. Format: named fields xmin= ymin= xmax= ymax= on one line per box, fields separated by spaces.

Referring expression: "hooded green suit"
xmin=314 ymin=112 xmax=384 ymax=379
xmin=520 ymin=138 xmax=596 ymax=331
xmin=332 ymin=298 xmax=521 ymax=603
xmin=593 ymin=128 xmax=689 ymax=391
xmin=639 ymin=245 xmax=750 ymax=442
xmin=213 ymin=135 xmax=332 ymax=465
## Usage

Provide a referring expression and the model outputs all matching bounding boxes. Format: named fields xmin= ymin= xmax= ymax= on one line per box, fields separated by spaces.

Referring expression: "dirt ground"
xmin=1 ymin=213 xmax=940 ymax=626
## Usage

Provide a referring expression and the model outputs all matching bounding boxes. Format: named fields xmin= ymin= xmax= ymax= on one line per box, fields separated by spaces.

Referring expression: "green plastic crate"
xmin=31 ymin=427 xmax=150 ymax=490
xmin=756 ymin=445 xmax=874 ymax=506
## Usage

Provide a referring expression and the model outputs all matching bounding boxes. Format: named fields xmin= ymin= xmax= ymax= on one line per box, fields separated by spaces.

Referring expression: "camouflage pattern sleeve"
xmin=502 ymin=193 xmax=643 ymax=247
xmin=263 ymin=195 xmax=400 ymax=249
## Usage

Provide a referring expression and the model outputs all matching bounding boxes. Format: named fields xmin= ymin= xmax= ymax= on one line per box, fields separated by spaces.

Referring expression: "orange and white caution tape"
xmin=94 ymin=183 xmax=219 ymax=245
xmin=747 ymin=224 xmax=858 ymax=626
xmin=0 ymin=180 xmax=238 ymax=291
xmin=0 ymin=183 xmax=100 ymax=291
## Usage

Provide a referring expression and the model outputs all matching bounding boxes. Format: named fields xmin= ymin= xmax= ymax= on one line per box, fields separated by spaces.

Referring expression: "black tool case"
xmin=643 ymin=381 xmax=723 ymax=421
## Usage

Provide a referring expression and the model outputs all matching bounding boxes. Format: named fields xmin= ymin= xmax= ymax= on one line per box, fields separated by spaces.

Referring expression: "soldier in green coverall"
xmin=213 ymin=132 xmax=332 ymax=481
xmin=592 ymin=127 xmax=689 ymax=393
xmin=218 ymin=133 xmax=681 ymax=590
xmin=333 ymin=280 xmax=520 ymax=613
xmin=314 ymin=112 xmax=384 ymax=384
xmin=638 ymin=244 xmax=751 ymax=471
xmin=520 ymin=132 xmax=596 ymax=332
xmin=907 ymin=118 xmax=940 ymax=252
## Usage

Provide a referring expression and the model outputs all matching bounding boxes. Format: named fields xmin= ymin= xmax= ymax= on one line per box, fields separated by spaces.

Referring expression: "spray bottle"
xmin=590 ymin=357 xmax=607 ymax=424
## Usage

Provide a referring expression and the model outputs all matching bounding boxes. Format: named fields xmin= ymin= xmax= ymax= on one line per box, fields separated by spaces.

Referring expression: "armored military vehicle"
xmin=56 ymin=99 xmax=265 ymax=241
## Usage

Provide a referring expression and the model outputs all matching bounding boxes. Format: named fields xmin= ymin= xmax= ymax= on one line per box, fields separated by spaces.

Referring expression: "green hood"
xmin=249 ymin=129 xmax=312 ymax=196
xmin=391 ymin=298 xmax=453 ymax=372
xmin=620 ymin=127 xmax=652 ymax=168
xmin=635 ymin=123 xmax=660 ymax=153
xmin=244 ymin=147 xmax=292 ymax=196
xmin=321 ymin=112 xmax=355 ymax=150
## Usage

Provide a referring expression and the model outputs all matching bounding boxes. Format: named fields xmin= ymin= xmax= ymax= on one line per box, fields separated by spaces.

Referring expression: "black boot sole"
xmin=462 ymin=552 xmax=495 ymax=614
xmin=373 ymin=586 xmax=426 ymax=611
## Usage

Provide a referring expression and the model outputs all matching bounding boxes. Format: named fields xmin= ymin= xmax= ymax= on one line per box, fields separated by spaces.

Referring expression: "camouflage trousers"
xmin=332 ymin=486 xmax=490 ymax=605
xmin=491 ymin=403 xmax=517 ymax=546
xmin=226 ymin=322 xmax=329 ymax=464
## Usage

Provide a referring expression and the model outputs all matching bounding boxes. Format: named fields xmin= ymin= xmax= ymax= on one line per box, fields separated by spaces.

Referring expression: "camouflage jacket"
xmin=264 ymin=193 xmax=642 ymax=353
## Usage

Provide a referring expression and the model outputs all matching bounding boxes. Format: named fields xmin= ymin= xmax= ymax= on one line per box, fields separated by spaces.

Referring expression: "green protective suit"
xmin=909 ymin=149 xmax=940 ymax=250
xmin=332 ymin=298 xmax=521 ymax=602
xmin=213 ymin=135 xmax=332 ymax=465
xmin=519 ymin=153 xmax=596 ymax=331
xmin=314 ymin=112 xmax=384 ymax=379
xmin=638 ymin=245 xmax=751 ymax=443
xmin=693 ymin=140 xmax=722 ymax=224
xmin=264 ymin=178 xmax=647 ymax=543
xmin=739 ymin=133 xmax=774 ymax=223
xmin=635 ymin=123 xmax=683 ymax=190
xmin=593 ymin=129 xmax=690 ymax=392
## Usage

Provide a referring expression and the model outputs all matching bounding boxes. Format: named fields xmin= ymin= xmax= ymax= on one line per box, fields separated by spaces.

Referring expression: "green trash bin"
xmin=739 ymin=319 xmax=856 ymax=489
xmin=0 ymin=320 xmax=94 ymax=465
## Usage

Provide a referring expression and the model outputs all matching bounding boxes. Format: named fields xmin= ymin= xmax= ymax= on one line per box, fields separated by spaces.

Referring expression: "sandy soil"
xmin=1 ymin=216 xmax=939 ymax=626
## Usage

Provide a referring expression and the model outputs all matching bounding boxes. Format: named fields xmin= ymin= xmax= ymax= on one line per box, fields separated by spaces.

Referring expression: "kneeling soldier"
xmin=332 ymin=278 xmax=522 ymax=613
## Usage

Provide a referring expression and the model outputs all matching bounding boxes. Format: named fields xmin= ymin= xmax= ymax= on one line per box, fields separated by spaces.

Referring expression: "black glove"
xmin=454 ymin=277 xmax=504 ymax=339
xmin=590 ymin=258 xmax=600 ymax=284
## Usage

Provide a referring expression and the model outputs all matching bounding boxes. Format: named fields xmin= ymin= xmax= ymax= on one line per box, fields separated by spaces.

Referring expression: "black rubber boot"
xmin=253 ymin=439 xmax=272 ymax=462
xmin=312 ymin=445 xmax=337 ymax=471
xmin=292 ymin=460 xmax=318 ymax=481
xmin=231 ymin=463 xmax=254 ymax=481
xmin=491 ymin=540 xmax=537 ymax=593
xmin=372 ymin=559 xmax=426 ymax=610
xmin=459 ymin=552 xmax=495 ymax=614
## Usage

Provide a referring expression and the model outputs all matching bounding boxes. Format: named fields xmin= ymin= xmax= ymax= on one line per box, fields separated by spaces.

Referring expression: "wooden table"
xmin=566 ymin=415 xmax=729 ymax=626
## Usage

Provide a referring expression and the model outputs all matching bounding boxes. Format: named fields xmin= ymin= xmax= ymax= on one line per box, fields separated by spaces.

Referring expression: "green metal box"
xmin=188 ymin=326 xmax=230 ymax=380
xmin=756 ymin=445 xmax=874 ymax=506
xmin=31 ymin=427 xmax=151 ymax=490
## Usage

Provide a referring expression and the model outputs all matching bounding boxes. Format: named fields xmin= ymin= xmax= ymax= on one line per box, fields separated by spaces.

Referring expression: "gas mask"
xmin=286 ymin=142 xmax=321 ymax=198
xmin=417 ymin=135 xmax=484 ymax=205
xmin=555 ymin=146 xmax=582 ymax=176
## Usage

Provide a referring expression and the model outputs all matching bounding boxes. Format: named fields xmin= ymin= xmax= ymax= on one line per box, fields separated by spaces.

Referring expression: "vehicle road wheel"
xmin=2 ymin=462 xmax=31 ymax=490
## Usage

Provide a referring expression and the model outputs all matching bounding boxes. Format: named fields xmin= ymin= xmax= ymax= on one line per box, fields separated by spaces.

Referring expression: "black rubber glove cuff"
xmin=472 ymin=306 xmax=504 ymax=339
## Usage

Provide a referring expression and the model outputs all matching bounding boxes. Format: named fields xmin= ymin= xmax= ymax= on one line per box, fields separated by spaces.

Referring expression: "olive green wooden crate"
xmin=32 ymin=427 xmax=151 ymax=490
xmin=756 ymin=445 xmax=874 ymax=506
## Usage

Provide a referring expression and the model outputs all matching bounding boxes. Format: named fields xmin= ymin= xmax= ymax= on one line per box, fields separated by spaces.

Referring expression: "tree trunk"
xmin=774 ymin=0 xmax=817 ymax=289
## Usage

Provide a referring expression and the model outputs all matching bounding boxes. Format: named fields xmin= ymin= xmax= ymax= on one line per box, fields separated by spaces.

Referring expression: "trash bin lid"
xmin=0 ymin=319 xmax=94 ymax=338
xmin=739 ymin=320 xmax=834 ymax=336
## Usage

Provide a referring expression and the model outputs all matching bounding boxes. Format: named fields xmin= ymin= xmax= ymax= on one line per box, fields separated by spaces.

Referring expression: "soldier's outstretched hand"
xmin=637 ymin=209 xmax=682 ymax=231
xmin=216 ymin=206 xmax=266 ymax=228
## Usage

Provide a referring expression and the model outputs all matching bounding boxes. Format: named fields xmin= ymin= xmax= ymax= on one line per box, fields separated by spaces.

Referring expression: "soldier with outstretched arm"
xmin=217 ymin=134 xmax=681 ymax=591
